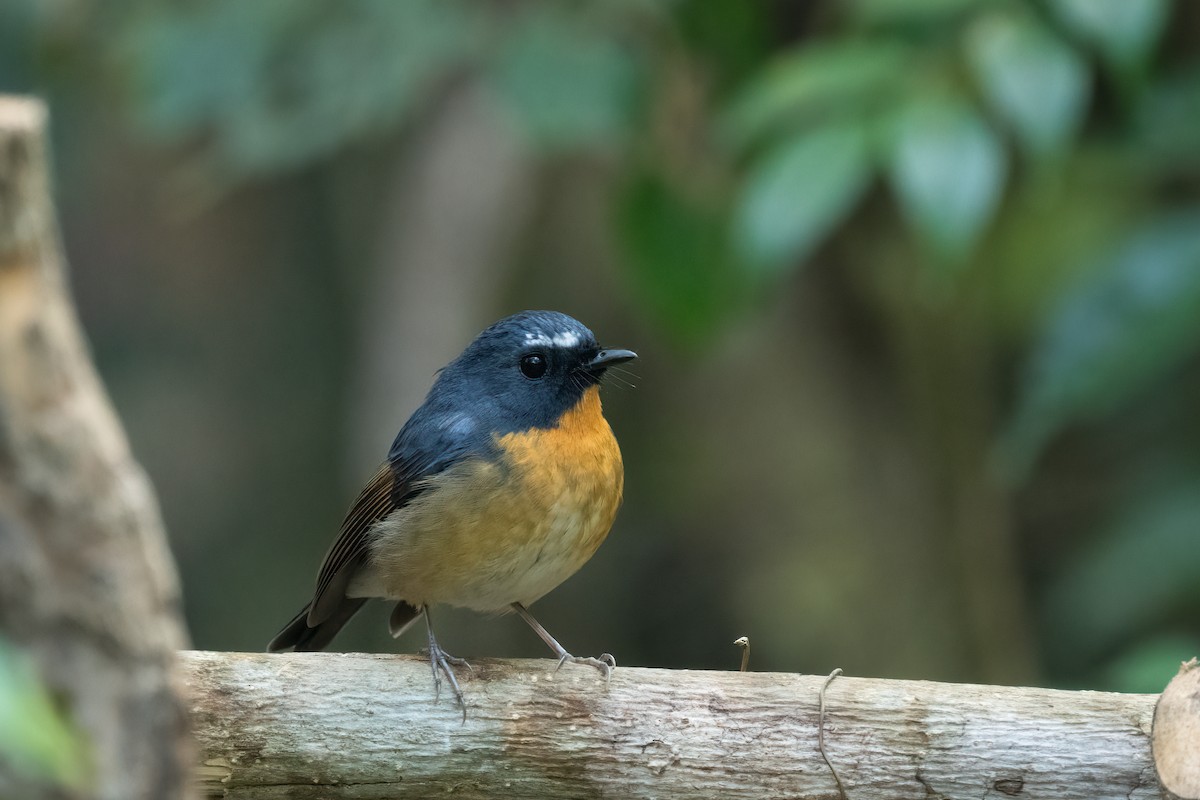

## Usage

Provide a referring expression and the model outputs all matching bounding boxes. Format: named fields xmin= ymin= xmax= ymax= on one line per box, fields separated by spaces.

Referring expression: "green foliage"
xmin=115 ymin=0 xmax=1182 ymax=282
xmin=966 ymin=11 xmax=1089 ymax=157
xmin=733 ymin=123 xmax=872 ymax=273
xmin=120 ymin=0 xmax=647 ymax=173
xmin=720 ymin=40 xmax=911 ymax=149
xmin=849 ymin=0 xmax=992 ymax=25
xmin=0 ymin=641 xmax=88 ymax=789
xmin=124 ymin=0 xmax=486 ymax=172
xmin=885 ymin=96 xmax=1007 ymax=264
xmin=619 ymin=173 xmax=747 ymax=342
xmin=489 ymin=10 xmax=639 ymax=150
xmin=723 ymin=1 xmax=1101 ymax=271
xmin=1049 ymin=0 xmax=1168 ymax=71
xmin=1002 ymin=212 xmax=1200 ymax=473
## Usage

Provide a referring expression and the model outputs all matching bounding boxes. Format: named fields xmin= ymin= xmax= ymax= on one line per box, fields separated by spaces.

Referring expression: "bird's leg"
xmin=420 ymin=606 xmax=471 ymax=718
xmin=511 ymin=602 xmax=615 ymax=683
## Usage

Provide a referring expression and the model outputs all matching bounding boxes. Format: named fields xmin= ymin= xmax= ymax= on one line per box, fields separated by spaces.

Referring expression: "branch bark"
xmin=0 ymin=95 xmax=193 ymax=799
xmin=184 ymin=650 xmax=1162 ymax=800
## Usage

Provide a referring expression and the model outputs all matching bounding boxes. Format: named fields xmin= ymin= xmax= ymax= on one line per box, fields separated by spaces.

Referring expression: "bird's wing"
xmin=306 ymin=410 xmax=486 ymax=626
xmin=307 ymin=464 xmax=398 ymax=625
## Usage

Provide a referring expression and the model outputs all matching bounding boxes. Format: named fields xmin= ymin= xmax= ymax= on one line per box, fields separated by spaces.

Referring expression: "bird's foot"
xmin=420 ymin=641 xmax=472 ymax=719
xmin=509 ymin=602 xmax=616 ymax=686
xmin=554 ymin=651 xmax=616 ymax=685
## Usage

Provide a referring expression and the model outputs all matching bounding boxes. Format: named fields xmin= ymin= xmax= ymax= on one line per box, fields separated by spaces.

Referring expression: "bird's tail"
xmin=266 ymin=598 xmax=367 ymax=652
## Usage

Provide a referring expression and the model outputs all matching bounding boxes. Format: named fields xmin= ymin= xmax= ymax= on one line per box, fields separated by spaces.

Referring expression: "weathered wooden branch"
xmin=0 ymin=95 xmax=193 ymax=800
xmin=183 ymin=650 xmax=1164 ymax=800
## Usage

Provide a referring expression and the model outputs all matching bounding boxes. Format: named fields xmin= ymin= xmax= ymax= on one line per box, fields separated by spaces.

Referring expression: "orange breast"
xmin=495 ymin=385 xmax=625 ymax=555
xmin=365 ymin=386 xmax=624 ymax=611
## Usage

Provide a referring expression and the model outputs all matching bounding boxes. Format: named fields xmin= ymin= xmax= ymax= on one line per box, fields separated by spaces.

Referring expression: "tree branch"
xmin=183 ymin=650 xmax=1162 ymax=800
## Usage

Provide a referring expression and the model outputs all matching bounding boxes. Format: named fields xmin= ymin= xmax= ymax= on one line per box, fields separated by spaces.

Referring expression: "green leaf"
xmin=885 ymin=98 xmax=1006 ymax=263
xmin=1002 ymin=212 xmax=1200 ymax=471
xmin=733 ymin=124 xmax=872 ymax=273
xmin=720 ymin=40 xmax=910 ymax=150
xmin=618 ymin=173 xmax=747 ymax=343
xmin=1049 ymin=0 xmax=1167 ymax=70
xmin=967 ymin=12 xmax=1090 ymax=157
xmin=0 ymin=642 xmax=88 ymax=789
xmin=488 ymin=11 xmax=639 ymax=150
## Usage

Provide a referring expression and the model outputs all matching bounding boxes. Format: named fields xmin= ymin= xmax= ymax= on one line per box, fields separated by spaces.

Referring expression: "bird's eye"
xmin=520 ymin=353 xmax=548 ymax=379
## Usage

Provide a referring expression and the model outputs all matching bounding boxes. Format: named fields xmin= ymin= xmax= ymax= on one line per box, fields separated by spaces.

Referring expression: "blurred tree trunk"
xmin=345 ymin=81 xmax=535 ymax=473
xmin=0 ymin=96 xmax=193 ymax=799
xmin=864 ymin=248 xmax=1038 ymax=684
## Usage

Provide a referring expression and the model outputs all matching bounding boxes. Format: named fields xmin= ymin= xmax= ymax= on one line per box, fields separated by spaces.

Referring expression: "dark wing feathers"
xmin=303 ymin=409 xmax=490 ymax=628
xmin=307 ymin=464 xmax=398 ymax=625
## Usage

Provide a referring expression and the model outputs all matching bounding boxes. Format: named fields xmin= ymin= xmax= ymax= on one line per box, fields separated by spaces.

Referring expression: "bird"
xmin=267 ymin=310 xmax=636 ymax=713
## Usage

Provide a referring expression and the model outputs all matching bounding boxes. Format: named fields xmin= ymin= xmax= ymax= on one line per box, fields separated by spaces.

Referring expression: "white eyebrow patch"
xmin=523 ymin=330 xmax=581 ymax=348
xmin=551 ymin=330 xmax=580 ymax=347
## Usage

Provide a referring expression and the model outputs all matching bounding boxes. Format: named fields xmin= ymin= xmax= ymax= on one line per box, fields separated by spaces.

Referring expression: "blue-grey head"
xmin=425 ymin=310 xmax=636 ymax=433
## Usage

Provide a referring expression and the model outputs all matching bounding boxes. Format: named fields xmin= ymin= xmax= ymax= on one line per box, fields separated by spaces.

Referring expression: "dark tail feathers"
xmin=389 ymin=601 xmax=422 ymax=639
xmin=267 ymin=598 xmax=367 ymax=652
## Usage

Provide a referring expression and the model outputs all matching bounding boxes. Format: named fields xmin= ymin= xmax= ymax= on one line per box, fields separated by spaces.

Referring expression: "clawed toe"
xmin=554 ymin=652 xmax=617 ymax=684
xmin=444 ymin=653 xmax=474 ymax=671
xmin=510 ymin=602 xmax=616 ymax=687
xmin=423 ymin=647 xmax=472 ymax=672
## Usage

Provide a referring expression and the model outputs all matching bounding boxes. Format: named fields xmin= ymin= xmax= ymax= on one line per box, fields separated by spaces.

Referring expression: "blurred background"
xmin=1 ymin=0 xmax=1198 ymax=694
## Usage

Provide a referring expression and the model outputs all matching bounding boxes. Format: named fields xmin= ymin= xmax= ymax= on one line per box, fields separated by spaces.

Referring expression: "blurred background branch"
xmin=0 ymin=95 xmax=191 ymax=800
xmin=0 ymin=0 xmax=1197 ymax=739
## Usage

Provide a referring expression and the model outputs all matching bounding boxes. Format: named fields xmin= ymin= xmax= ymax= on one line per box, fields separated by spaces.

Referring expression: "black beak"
xmin=586 ymin=348 xmax=637 ymax=374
